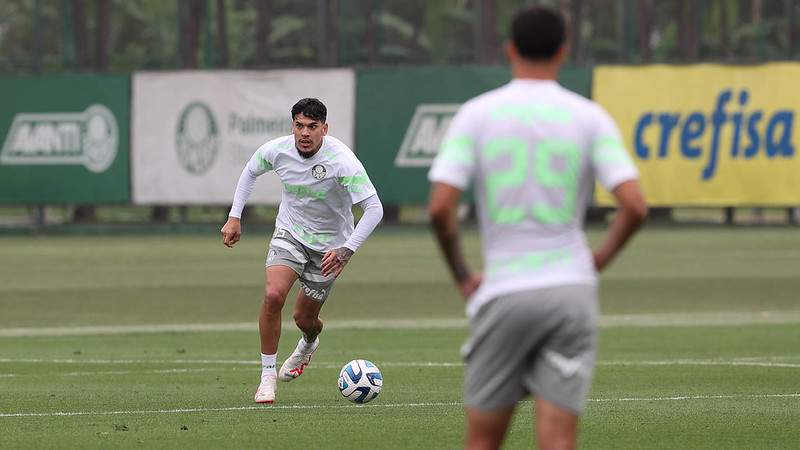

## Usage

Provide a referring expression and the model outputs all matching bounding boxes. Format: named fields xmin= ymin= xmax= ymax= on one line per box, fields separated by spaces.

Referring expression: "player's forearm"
xmin=595 ymin=181 xmax=647 ymax=270
xmin=430 ymin=216 xmax=472 ymax=284
xmin=228 ymin=166 xmax=258 ymax=219
xmin=427 ymin=184 xmax=472 ymax=284
xmin=343 ymin=195 xmax=384 ymax=252
xmin=596 ymin=209 xmax=643 ymax=263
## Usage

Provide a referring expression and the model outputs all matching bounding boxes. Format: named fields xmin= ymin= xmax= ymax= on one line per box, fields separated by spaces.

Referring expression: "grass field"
xmin=1 ymin=225 xmax=800 ymax=448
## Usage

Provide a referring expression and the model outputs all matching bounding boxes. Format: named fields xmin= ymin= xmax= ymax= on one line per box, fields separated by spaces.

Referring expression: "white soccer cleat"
xmin=254 ymin=374 xmax=277 ymax=403
xmin=278 ymin=338 xmax=319 ymax=382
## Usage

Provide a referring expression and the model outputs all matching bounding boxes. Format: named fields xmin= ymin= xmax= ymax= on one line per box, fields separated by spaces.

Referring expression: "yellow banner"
xmin=593 ymin=63 xmax=800 ymax=206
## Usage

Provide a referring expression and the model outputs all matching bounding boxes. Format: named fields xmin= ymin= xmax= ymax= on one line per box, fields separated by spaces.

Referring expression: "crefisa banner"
xmin=131 ymin=69 xmax=355 ymax=205
xmin=594 ymin=63 xmax=800 ymax=206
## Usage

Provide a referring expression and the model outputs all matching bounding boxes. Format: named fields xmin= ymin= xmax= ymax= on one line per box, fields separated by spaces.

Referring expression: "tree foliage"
xmin=0 ymin=0 xmax=797 ymax=73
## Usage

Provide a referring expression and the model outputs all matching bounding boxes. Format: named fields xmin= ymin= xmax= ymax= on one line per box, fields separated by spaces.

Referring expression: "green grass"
xmin=1 ymin=226 xmax=800 ymax=448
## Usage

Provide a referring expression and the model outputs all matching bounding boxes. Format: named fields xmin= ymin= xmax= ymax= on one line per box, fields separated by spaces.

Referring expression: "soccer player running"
xmin=221 ymin=98 xmax=383 ymax=404
xmin=427 ymin=6 xmax=647 ymax=450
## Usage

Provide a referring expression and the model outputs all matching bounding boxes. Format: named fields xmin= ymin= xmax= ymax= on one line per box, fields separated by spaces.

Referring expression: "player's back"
xmin=430 ymin=78 xmax=629 ymax=316
xmin=468 ymin=79 xmax=601 ymax=257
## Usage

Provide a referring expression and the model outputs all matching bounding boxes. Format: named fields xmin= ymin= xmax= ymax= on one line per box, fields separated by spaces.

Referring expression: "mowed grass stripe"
xmin=3 ymin=393 xmax=800 ymax=418
xmin=4 ymin=310 xmax=800 ymax=337
xmin=3 ymin=358 xmax=800 ymax=371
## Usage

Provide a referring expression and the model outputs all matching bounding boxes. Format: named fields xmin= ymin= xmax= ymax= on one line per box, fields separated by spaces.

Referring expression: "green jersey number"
xmin=485 ymin=137 xmax=579 ymax=225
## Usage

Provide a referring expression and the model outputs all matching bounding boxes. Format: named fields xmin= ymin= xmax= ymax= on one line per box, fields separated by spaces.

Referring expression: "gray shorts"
xmin=463 ymin=284 xmax=598 ymax=414
xmin=265 ymin=228 xmax=336 ymax=302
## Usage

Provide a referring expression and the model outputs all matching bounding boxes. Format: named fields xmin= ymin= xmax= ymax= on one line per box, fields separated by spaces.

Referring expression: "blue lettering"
xmin=680 ymin=112 xmax=705 ymax=158
xmin=730 ymin=90 xmax=747 ymax=157
xmin=657 ymin=114 xmax=680 ymax=158
xmin=702 ymin=90 xmax=731 ymax=180
xmin=634 ymin=113 xmax=652 ymax=158
xmin=766 ymin=111 xmax=795 ymax=158
xmin=744 ymin=112 xmax=761 ymax=158
xmin=632 ymin=89 xmax=794 ymax=180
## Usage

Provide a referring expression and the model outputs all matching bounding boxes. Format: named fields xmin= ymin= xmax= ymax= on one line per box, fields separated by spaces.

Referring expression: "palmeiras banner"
xmin=131 ymin=69 xmax=355 ymax=205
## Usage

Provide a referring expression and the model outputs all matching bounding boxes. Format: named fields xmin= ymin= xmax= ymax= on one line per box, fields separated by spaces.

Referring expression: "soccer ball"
xmin=338 ymin=359 xmax=383 ymax=403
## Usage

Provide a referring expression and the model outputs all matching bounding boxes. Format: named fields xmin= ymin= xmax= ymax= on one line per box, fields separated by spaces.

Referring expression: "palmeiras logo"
xmin=0 ymin=104 xmax=119 ymax=173
xmin=175 ymin=101 xmax=219 ymax=175
xmin=395 ymin=104 xmax=461 ymax=167
xmin=311 ymin=164 xmax=326 ymax=179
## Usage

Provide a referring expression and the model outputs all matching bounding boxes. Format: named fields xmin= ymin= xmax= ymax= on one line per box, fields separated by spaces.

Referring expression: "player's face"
xmin=293 ymin=113 xmax=328 ymax=157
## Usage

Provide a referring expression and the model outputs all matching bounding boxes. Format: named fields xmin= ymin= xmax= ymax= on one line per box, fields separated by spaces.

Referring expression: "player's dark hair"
xmin=511 ymin=5 xmax=566 ymax=60
xmin=291 ymin=98 xmax=327 ymax=123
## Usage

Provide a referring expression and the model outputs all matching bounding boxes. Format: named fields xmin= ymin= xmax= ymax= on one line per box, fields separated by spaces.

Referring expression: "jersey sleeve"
xmin=246 ymin=142 xmax=276 ymax=176
xmin=337 ymin=154 xmax=379 ymax=204
xmin=589 ymin=107 xmax=639 ymax=192
xmin=228 ymin=142 xmax=276 ymax=218
xmin=427 ymin=104 xmax=479 ymax=190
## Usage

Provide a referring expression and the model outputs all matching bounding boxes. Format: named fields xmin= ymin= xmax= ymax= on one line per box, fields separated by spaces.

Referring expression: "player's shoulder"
xmin=459 ymin=84 xmax=510 ymax=112
xmin=555 ymin=85 xmax=609 ymax=117
xmin=320 ymin=136 xmax=361 ymax=164
xmin=257 ymin=134 xmax=295 ymax=156
xmin=456 ymin=81 xmax=546 ymax=121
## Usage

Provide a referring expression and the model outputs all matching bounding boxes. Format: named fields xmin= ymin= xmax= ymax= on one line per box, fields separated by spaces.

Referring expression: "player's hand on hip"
xmin=458 ymin=273 xmax=482 ymax=299
xmin=221 ymin=217 xmax=242 ymax=248
xmin=321 ymin=247 xmax=353 ymax=278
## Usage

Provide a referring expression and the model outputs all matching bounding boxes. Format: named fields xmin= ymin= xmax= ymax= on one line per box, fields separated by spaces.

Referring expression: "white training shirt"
xmin=428 ymin=79 xmax=640 ymax=318
xmin=230 ymin=135 xmax=379 ymax=252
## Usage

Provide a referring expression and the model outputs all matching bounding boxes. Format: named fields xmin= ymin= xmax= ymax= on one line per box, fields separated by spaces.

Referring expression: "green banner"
xmin=356 ymin=66 xmax=591 ymax=203
xmin=0 ymin=74 xmax=130 ymax=203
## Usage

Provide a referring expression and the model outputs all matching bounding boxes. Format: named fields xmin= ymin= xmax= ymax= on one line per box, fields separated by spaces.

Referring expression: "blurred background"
xmin=1 ymin=0 xmax=799 ymax=230
xmin=3 ymin=0 xmax=797 ymax=71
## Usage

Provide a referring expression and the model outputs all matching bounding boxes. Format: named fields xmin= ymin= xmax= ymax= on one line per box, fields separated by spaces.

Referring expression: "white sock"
xmin=261 ymin=353 xmax=277 ymax=377
xmin=298 ymin=337 xmax=318 ymax=354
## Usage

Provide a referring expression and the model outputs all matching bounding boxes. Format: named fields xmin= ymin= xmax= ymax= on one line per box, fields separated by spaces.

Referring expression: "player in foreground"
xmin=427 ymin=6 xmax=647 ymax=449
xmin=221 ymin=98 xmax=383 ymax=403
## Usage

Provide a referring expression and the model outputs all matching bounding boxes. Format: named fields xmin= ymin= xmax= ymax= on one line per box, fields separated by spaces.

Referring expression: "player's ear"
xmin=504 ymin=41 xmax=516 ymax=63
xmin=554 ymin=43 xmax=568 ymax=64
xmin=322 ymin=122 xmax=328 ymax=136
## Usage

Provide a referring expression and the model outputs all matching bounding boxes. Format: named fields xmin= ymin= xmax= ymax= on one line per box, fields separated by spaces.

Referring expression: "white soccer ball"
xmin=338 ymin=359 xmax=383 ymax=403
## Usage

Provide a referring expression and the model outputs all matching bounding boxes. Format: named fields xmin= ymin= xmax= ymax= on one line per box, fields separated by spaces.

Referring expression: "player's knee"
xmin=293 ymin=311 xmax=317 ymax=330
xmin=263 ymin=287 xmax=288 ymax=312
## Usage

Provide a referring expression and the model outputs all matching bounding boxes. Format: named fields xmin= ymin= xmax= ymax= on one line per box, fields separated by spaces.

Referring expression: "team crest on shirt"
xmin=311 ymin=164 xmax=326 ymax=179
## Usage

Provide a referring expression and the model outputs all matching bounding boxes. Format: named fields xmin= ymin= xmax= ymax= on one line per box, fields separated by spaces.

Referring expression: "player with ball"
xmin=222 ymin=98 xmax=383 ymax=404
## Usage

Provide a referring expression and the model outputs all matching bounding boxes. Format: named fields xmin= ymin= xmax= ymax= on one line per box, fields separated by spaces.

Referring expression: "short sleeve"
xmin=338 ymin=154 xmax=378 ymax=204
xmin=427 ymin=105 xmax=479 ymax=190
xmin=246 ymin=142 xmax=276 ymax=176
xmin=590 ymin=108 xmax=639 ymax=192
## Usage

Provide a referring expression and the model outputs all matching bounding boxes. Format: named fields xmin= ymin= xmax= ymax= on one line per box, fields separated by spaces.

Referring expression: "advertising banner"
xmin=594 ymin=63 xmax=800 ymax=206
xmin=356 ymin=66 xmax=592 ymax=203
xmin=0 ymin=75 xmax=129 ymax=203
xmin=131 ymin=69 xmax=355 ymax=205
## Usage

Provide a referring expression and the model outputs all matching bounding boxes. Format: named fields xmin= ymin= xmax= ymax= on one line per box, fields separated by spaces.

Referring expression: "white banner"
xmin=131 ymin=69 xmax=355 ymax=205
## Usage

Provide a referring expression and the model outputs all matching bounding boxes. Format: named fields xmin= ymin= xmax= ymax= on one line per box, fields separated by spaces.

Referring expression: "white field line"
xmin=2 ymin=359 xmax=800 ymax=380
xmin=2 ymin=393 xmax=800 ymax=418
xmin=3 ymin=310 xmax=800 ymax=337
xmin=598 ymin=360 xmax=800 ymax=369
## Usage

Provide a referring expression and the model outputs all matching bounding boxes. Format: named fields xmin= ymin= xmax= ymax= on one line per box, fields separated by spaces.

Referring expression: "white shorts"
xmin=462 ymin=284 xmax=598 ymax=413
xmin=265 ymin=228 xmax=336 ymax=302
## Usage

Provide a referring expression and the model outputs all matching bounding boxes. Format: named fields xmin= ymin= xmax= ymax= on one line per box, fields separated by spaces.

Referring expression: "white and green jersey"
xmin=233 ymin=135 xmax=377 ymax=252
xmin=428 ymin=79 xmax=639 ymax=318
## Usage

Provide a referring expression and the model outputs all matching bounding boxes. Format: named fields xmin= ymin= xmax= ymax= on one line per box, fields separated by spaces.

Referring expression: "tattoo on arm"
xmin=335 ymin=247 xmax=353 ymax=265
